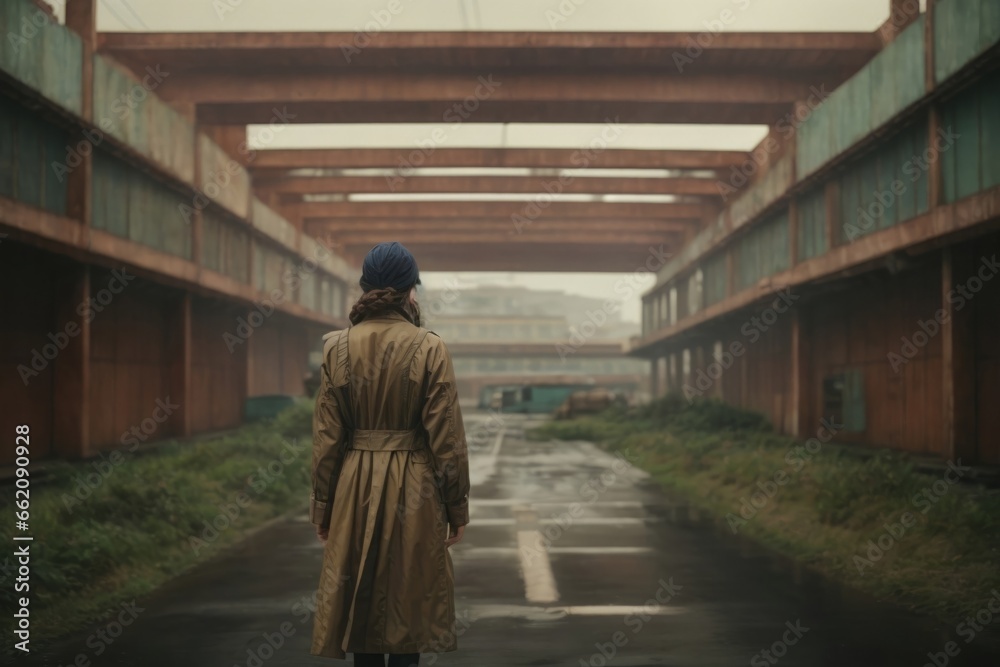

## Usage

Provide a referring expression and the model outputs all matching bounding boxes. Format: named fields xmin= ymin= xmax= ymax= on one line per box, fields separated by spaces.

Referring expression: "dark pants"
xmin=354 ymin=653 xmax=419 ymax=667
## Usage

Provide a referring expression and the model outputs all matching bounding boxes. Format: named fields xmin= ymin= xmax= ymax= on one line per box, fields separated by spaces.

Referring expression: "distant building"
xmin=421 ymin=284 xmax=649 ymax=400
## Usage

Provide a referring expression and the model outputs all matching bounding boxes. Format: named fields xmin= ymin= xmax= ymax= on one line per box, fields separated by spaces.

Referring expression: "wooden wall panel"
xmin=0 ymin=244 xmax=62 ymax=464
xmin=972 ymin=234 xmax=1000 ymax=463
xmin=87 ymin=275 xmax=176 ymax=448
xmin=190 ymin=297 xmax=246 ymax=432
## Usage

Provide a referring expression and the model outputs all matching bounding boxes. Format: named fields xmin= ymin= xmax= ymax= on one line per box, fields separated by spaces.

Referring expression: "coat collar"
xmin=356 ymin=309 xmax=411 ymax=325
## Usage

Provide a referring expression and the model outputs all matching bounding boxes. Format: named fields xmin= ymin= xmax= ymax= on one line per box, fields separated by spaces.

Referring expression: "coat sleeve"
xmin=422 ymin=336 xmax=471 ymax=528
xmin=311 ymin=335 xmax=347 ymax=528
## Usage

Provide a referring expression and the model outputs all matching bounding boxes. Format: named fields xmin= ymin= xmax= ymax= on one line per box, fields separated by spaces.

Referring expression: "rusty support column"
xmin=52 ymin=266 xmax=91 ymax=458
xmin=168 ymin=294 xmax=193 ymax=438
xmin=941 ymin=247 xmax=977 ymax=462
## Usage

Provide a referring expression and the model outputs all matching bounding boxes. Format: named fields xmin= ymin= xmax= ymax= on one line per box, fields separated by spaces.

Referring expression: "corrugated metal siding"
xmin=191 ymin=297 xmax=246 ymax=432
xmin=92 ymin=149 xmax=192 ymax=259
xmin=941 ymin=73 xmax=1000 ymax=203
xmin=935 ymin=0 xmax=1000 ymax=84
xmin=797 ymin=187 xmax=827 ymax=261
xmin=253 ymin=240 xmax=296 ymax=295
xmin=797 ymin=16 xmax=925 ymax=179
xmin=298 ymin=271 xmax=318 ymax=310
xmin=835 ymin=119 xmax=929 ymax=245
xmin=702 ymin=251 xmax=727 ymax=307
xmin=0 ymin=93 xmax=69 ymax=214
xmin=251 ymin=198 xmax=298 ymax=251
xmin=202 ymin=209 xmax=250 ymax=283
xmin=735 ymin=210 xmax=790 ymax=291
xmin=0 ymin=0 xmax=82 ymax=114
xmin=92 ymin=55 xmax=196 ymax=183
xmin=198 ymin=136 xmax=250 ymax=219
xmin=728 ymin=151 xmax=794 ymax=230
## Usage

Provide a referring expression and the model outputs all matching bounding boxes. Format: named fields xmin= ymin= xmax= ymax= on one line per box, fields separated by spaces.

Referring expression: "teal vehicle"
xmin=500 ymin=382 xmax=594 ymax=414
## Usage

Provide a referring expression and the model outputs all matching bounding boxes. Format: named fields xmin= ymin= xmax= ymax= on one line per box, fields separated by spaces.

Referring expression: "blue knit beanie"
xmin=360 ymin=241 xmax=421 ymax=292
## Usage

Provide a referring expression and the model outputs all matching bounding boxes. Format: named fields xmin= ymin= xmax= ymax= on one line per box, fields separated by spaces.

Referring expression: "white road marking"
xmin=464 ymin=517 xmax=649 ymax=527
xmin=472 ymin=499 xmax=643 ymax=508
xmin=469 ymin=426 xmax=506 ymax=486
xmin=455 ymin=546 xmax=652 ymax=557
xmin=458 ymin=603 xmax=685 ymax=621
xmin=550 ymin=605 xmax=684 ymax=616
xmin=516 ymin=529 xmax=560 ymax=604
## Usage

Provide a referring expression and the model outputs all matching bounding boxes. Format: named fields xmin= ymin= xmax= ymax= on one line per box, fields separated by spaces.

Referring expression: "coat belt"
xmin=349 ymin=429 xmax=423 ymax=452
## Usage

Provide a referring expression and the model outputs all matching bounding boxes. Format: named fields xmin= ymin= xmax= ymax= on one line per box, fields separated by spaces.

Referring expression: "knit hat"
xmin=360 ymin=241 xmax=421 ymax=292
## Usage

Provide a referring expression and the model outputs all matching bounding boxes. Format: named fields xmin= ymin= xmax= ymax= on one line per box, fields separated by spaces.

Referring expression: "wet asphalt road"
xmin=37 ymin=412 xmax=1000 ymax=666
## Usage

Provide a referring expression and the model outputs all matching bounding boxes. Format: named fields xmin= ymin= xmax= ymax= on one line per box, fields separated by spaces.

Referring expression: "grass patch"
xmin=0 ymin=401 xmax=314 ymax=655
xmin=530 ymin=396 xmax=1000 ymax=624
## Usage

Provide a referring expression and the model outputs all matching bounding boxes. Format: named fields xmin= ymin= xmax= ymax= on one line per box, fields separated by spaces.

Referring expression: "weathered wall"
xmin=88 ymin=274 xmax=179 ymax=449
xmin=190 ymin=296 xmax=247 ymax=433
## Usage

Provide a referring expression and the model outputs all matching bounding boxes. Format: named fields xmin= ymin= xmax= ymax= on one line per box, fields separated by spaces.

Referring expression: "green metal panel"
xmin=702 ymin=252 xmax=727 ymax=306
xmin=844 ymin=368 xmax=867 ymax=432
xmin=955 ymin=87 xmax=981 ymax=201
xmin=0 ymin=96 xmax=74 ymax=215
xmin=797 ymin=17 xmax=925 ymax=181
xmin=935 ymin=0 xmax=1000 ymax=84
xmin=0 ymin=0 xmax=83 ymax=115
xmin=17 ymin=108 xmax=44 ymax=209
xmin=42 ymin=128 xmax=68 ymax=214
xmin=982 ymin=73 xmax=1000 ymax=190
xmin=299 ymin=272 xmax=317 ymax=309
xmin=798 ymin=187 xmax=826 ymax=261
xmin=92 ymin=54 xmax=196 ymax=182
xmin=0 ymin=98 xmax=14 ymax=199
xmin=894 ymin=128 xmax=917 ymax=222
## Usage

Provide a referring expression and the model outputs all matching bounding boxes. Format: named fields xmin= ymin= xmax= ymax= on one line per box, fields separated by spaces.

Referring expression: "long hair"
xmin=348 ymin=286 xmax=421 ymax=327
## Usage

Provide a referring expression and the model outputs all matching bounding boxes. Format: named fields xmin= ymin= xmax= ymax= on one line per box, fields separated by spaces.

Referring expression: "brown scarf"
xmin=348 ymin=287 xmax=422 ymax=327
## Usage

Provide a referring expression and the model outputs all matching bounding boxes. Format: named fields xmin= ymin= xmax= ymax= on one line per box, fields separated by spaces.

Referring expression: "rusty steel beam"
xmin=303 ymin=217 xmax=694 ymax=235
xmin=195 ymin=100 xmax=792 ymax=125
xmin=149 ymin=71 xmax=819 ymax=107
xmin=252 ymin=175 xmax=723 ymax=197
xmin=352 ymin=241 xmax=673 ymax=272
xmin=287 ymin=200 xmax=715 ymax=220
xmin=326 ymin=231 xmax=672 ymax=245
xmin=249 ymin=148 xmax=748 ymax=171
xmin=98 ymin=31 xmax=881 ymax=71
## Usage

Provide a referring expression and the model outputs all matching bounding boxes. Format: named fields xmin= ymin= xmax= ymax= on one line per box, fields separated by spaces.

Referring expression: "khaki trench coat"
xmin=310 ymin=310 xmax=471 ymax=659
